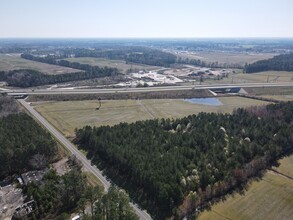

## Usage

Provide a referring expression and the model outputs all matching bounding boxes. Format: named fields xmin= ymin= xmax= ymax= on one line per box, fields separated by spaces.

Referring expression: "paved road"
xmin=7 ymin=82 xmax=293 ymax=96
xmin=18 ymin=99 xmax=152 ymax=220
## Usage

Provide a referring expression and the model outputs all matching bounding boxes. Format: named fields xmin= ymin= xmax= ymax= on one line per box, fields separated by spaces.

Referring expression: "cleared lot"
xmin=0 ymin=54 xmax=80 ymax=74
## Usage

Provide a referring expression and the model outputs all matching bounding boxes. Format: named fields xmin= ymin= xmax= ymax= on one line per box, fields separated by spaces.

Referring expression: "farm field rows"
xmin=64 ymin=57 xmax=159 ymax=73
xmin=198 ymin=154 xmax=293 ymax=220
xmin=34 ymin=97 xmax=270 ymax=138
xmin=0 ymin=54 xmax=80 ymax=74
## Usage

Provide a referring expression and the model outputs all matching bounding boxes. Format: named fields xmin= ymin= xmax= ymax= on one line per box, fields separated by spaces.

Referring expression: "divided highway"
xmin=18 ymin=99 xmax=152 ymax=220
xmin=8 ymin=82 xmax=293 ymax=96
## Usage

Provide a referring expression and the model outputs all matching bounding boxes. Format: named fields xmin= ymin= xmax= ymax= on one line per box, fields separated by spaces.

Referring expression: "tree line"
xmin=75 ymin=101 xmax=293 ymax=219
xmin=21 ymin=53 xmax=119 ymax=74
xmin=62 ymin=47 xmax=177 ymax=67
xmin=245 ymin=52 xmax=293 ymax=73
xmin=21 ymin=46 xmax=177 ymax=68
xmin=0 ymin=67 xmax=118 ymax=87
xmin=177 ymin=57 xmax=243 ymax=69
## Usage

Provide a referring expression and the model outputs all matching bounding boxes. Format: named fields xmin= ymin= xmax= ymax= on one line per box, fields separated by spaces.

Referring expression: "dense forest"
xmin=0 ymin=67 xmax=118 ymax=87
xmin=0 ymin=96 xmax=21 ymax=117
xmin=245 ymin=52 xmax=293 ymax=73
xmin=75 ymin=102 xmax=293 ymax=219
xmin=21 ymin=46 xmax=177 ymax=67
xmin=26 ymin=168 xmax=138 ymax=220
xmin=0 ymin=97 xmax=57 ymax=178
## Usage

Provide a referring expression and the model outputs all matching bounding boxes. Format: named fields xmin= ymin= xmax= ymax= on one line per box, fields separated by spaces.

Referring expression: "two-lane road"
xmin=18 ymin=99 xmax=152 ymax=220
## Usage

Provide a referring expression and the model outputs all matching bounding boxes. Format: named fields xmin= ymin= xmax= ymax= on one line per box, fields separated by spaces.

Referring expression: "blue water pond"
xmin=184 ymin=98 xmax=223 ymax=106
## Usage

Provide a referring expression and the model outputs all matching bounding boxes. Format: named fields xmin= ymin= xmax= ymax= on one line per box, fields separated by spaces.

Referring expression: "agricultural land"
xmin=64 ymin=57 xmax=159 ymax=73
xmin=198 ymin=153 xmax=293 ymax=220
xmin=34 ymin=97 xmax=270 ymax=138
xmin=0 ymin=54 xmax=80 ymax=74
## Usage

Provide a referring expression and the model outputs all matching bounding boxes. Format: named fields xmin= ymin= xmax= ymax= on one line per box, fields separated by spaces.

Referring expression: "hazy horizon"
xmin=1 ymin=0 xmax=293 ymax=38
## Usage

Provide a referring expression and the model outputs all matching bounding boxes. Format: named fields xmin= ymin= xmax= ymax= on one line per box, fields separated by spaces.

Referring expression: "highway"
xmin=7 ymin=82 xmax=293 ymax=96
xmin=18 ymin=99 xmax=152 ymax=220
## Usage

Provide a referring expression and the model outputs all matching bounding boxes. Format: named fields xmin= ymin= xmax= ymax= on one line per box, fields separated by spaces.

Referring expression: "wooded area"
xmin=245 ymin=52 xmax=293 ymax=73
xmin=26 ymin=168 xmax=138 ymax=220
xmin=0 ymin=66 xmax=118 ymax=87
xmin=0 ymin=96 xmax=21 ymax=117
xmin=0 ymin=97 xmax=57 ymax=178
xmin=21 ymin=47 xmax=177 ymax=67
xmin=75 ymin=102 xmax=293 ymax=219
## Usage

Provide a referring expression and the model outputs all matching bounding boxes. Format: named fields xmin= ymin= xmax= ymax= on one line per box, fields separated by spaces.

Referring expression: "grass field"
xmin=273 ymin=154 xmax=293 ymax=178
xmin=0 ymin=54 xmax=80 ymax=74
xmin=64 ymin=57 xmax=159 ymax=73
xmin=203 ymin=71 xmax=293 ymax=85
xmin=232 ymin=71 xmax=293 ymax=83
xmin=178 ymin=51 xmax=275 ymax=67
xmin=198 ymin=154 xmax=293 ymax=220
xmin=34 ymin=97 xmax=270 ymax=138
xmin=257 ymin=95 xmax=293 ymax=101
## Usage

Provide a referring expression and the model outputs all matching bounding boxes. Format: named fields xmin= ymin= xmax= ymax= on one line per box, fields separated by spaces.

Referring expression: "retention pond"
xmin=184 ymin=98 xmax=223 ymax=106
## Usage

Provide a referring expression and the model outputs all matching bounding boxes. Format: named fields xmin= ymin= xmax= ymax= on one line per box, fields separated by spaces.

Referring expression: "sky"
xmin=0 ymin=0 xmax=293 ymax=38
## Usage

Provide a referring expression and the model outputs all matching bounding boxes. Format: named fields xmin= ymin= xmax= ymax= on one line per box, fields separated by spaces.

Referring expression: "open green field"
xmin=198 ymin=154 xmax=293 ymax=220
xmin=64 ymin=57 xmax=159 ymax=73
xmin=0 ymin=54 xmax=80 ymax=74
xmin=34 ymin=97 xmax=270 ymax=138
xmin=178 ymin=51 xmax=275 ymax=67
